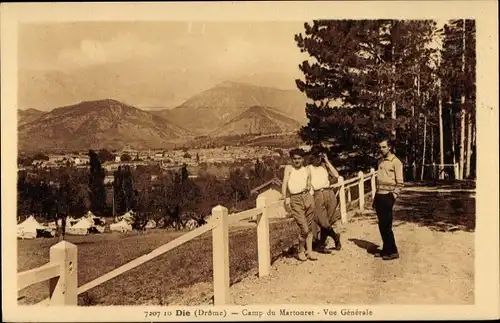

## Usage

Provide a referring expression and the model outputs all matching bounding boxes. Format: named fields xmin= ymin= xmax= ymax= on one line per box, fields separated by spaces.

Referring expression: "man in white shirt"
xmin=308 ymin=146 xmax=342 ymax=253
xmin=282 ymin=148 xmax=318 ymax=261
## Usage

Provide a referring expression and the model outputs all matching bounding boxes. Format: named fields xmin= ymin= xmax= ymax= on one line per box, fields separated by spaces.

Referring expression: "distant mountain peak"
xmin=210 ymin=105 xmax=301 ymax=137
xmin=18 ymin=99 xmax=192 ymax=152
xmin=78 ymin=98 xmax=129 ymax=106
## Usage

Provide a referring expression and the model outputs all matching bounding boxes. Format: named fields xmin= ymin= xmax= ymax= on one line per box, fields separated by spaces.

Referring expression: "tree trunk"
xmin=431 ymin=122 xmax=435 ymax=177
xmin=420 ymin=115 xmax=427 ymax=180
xmin=450 ymin=109 xmax=457 ymax=179
xmin=458 ymin=19 xmax=466 ymax=180
xmin=465 ymin=112 xmax=473 ymax=178
xmin=438 ymin=77 xmax=444 ymax=179
xmin=391 ymin=44 xmax=396 ymax=138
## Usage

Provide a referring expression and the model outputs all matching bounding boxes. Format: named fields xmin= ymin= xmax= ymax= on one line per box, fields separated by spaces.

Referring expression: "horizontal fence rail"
xmin=18 ymin=263 xmax=60 ymax=292
xmin=77 ymin=222 xmax=216 ymax=295
xmin=19 ymin=169 xmax=379 ymax=306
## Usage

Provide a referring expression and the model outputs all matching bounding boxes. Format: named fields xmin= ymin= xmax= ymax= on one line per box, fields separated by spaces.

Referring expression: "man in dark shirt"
xmin=373 ymin=138 xmax=404 ymax=260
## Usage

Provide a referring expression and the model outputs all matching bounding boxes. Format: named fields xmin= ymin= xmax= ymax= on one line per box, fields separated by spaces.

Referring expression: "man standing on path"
xmin=373 ymin=138 xmax=404 ymax=260
xmin=282 ymin=148 xmax=318 ymax=261
xmin=307 ymin=146 xmax=342 ymax=253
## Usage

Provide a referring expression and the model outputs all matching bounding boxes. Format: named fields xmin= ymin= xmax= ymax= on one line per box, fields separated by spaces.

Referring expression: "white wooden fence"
xmin=17 ymin=169 xmax=378 ymax=306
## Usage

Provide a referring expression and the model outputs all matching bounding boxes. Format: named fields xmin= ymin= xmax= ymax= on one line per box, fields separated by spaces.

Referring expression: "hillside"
xmin=18 ymin=109 xmax=46 ymax=126
xmin=18 ymin=99 xmax=192 ymax=152
xmin=153 ymin=81 xmax=307 ymax=135
xmin=210 ymin=106 xmax=301 ymax=137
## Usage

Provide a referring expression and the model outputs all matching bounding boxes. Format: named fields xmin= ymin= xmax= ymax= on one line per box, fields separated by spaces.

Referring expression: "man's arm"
xmin=305 ymin=165 xmax=312 ymax=191
xmin=323 ymin=154 xmax=339 ymax=178
xmin=393 ymin=158 xmax=404 ymax=197
xmin=282 ymin=165 xmax=291 ymax=199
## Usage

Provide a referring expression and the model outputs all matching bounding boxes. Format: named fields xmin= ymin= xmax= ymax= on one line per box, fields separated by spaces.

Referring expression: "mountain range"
xmin=150 ymin=81 xmax=307 ymax=134
xmin=17 ymin=81 xmax=307 ymax=152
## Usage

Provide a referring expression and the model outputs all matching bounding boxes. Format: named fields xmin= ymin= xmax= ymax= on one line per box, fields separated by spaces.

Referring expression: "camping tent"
xmin=119 ymin=211 xmax=135 ymax=224
xmin=145 ymin=219 xmax=156 ymax=229
xmin=185 ymin=219 xmax=199 ymax=230
xmin=67 ymin=216 xmax=79 ymax=227
xmin=110 ymin=219 xmax=132 ymax=233
xmin=17 ymin=216 xmax=46 ymax=239
xmin=67 ymin=217 xmax=93 ymax=235
xmin=251 ymin=189 xmax=288 ymax=220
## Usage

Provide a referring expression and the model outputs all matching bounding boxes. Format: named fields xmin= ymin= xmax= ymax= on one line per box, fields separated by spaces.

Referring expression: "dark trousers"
xmin=373 ymin=193 xmax=398 ymax=255
xmin=312 ymin=189 xmax=338 ymax=245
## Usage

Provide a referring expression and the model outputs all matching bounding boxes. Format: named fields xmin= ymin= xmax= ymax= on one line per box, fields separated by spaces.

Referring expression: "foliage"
xmin=113 ymin=165 xmax=135 ymax=215
xmin=88 ymin=150 xmax=106 ymax=216
xmin=120 ymin=153 xmax=132 ymax=162
xmin=97 ymin=149 xmax=115 ymax=163
xmin=295 ymin=19 xmax=476 ymax=178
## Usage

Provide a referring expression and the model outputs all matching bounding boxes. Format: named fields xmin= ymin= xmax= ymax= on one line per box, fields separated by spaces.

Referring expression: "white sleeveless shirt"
xmin=287 ymin=166 xmax=309 ymax=194
xmin=308 ymin=165 xmax=330 ymax=190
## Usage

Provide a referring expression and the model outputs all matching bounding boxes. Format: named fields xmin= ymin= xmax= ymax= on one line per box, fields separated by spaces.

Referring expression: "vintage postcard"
xmin=1 ymin=1 xmax=499 ymax=322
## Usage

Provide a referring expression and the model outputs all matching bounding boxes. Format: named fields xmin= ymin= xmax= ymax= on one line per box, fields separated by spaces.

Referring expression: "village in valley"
xmin=16 ymin=143 xmax=302 ymax=240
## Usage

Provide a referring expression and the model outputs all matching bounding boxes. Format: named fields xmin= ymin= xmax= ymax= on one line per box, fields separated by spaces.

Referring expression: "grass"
xmin=17 ymin=219 xmax=299 ymax=305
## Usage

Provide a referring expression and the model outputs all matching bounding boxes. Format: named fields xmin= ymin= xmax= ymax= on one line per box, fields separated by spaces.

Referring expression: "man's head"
xmin=378 ymin=138 xmax=393 ymax=157
xmin=289 ymin=148 xmax=306 ymax=168
xmin=309 ymin=145 xmax=325 ymax=166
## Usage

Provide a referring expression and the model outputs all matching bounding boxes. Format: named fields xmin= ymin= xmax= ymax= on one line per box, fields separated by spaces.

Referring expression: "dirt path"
xmin=228 ymin=211 xmax=474 ymax=305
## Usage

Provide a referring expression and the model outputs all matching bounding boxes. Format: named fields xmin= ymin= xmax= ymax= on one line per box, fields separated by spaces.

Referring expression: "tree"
xmin=98 ymin=149 xmax=115 ymax=163
xmin=228 ymin=168 xmax=250 ymax=203
xmin=295 ymin=20 xmax=439 ymax=174
xmin=440 ymin=19 xmax=476 ymax=179
xmin=120 ymin=153 xmax=132 ymax=162
xmin=88 ymin=150 xmax=106 ymax=215
xmin=33 ymin=153 xmax=49 ymax=161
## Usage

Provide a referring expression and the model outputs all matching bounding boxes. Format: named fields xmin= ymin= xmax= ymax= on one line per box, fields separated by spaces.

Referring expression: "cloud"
xmin=57 ymin=33 xmax=161 ymax=68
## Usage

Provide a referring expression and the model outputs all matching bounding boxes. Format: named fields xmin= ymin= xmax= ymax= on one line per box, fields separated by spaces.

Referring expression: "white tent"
xmin=185 ymin=219 xmax=199 ymax=230
xmin=17 ymin=216 xmax=45 ymax=239
xmin=110 ymin=219 xmax=132 ymax=233
xmin=67 ymin=217 xmax=93 ymax=235
xmin=251 ymin=189 xmax=288 ymax=221
xmin=145 ymin=219 xmax=156 ymax=229
xmin=67 ymin=216 xmax=79 ymax=227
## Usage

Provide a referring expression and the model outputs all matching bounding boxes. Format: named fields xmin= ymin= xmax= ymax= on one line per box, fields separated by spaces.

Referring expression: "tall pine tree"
xmin=295 ymin=20 xmax=438 ymax=173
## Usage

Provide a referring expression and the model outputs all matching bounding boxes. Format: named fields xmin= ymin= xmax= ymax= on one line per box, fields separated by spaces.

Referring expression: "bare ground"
xmin=228 ymin=213 xmax=474 ymax=305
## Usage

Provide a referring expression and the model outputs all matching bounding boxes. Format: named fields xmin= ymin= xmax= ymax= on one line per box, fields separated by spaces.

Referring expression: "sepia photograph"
xmin=1 ymin=1 xmax=498 ymax=322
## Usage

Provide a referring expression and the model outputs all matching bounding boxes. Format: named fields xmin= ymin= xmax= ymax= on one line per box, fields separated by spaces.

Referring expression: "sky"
xmin=18 ymin=21 xmax=309 ymax=111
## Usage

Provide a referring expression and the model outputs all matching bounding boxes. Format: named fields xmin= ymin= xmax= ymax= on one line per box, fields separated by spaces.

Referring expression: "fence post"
xmin=49 ymin=241 xmax=78 ymax=305
xmin=432 ymin=162 xmax=436 ymax=180
xmin=454 ymin=163 xmax=459 ymax=180
xmin=370 ymin=168 xmax=376 ymax=199
xmin=256 ymin=195 xmax=271 ymax=277
xmin=211 ymin=205 xmax=230 ymax=305
xmin=358 ymin=171 xmax=365 ymax=212
xmin=338 ymin=176 xmax=347 ymax=224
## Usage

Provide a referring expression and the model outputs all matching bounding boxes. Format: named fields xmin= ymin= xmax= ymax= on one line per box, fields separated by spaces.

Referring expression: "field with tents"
xmin=17 ymin=210 xmax=165 ymax=240
xmin=17 ymin=211 xmax=297 ymax=305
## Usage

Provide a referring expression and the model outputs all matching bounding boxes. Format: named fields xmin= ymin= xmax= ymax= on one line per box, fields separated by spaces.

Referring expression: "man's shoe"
xmin=333 ymin=233 xmax=342 ymax=250
xmin=307 ymin=251 xmax=319 ymax=261
xmin=372 ymin=248 xmax=384 ymax=257
xmin=382 ymin=253 xmax=399 ymax=260
xmin=297 ymin=252 xmax=307 ymax=261
xmin=316 ymin=246 xmax=332 ymax=254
